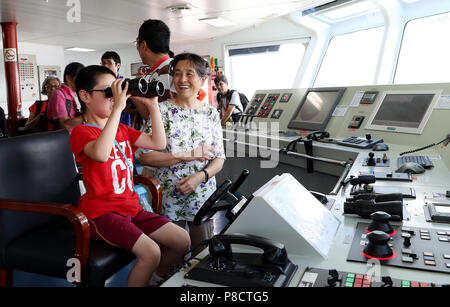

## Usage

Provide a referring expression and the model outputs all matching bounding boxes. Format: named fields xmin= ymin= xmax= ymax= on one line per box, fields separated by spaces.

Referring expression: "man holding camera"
xmin=134 ymin=19 xmax=173 ymax=121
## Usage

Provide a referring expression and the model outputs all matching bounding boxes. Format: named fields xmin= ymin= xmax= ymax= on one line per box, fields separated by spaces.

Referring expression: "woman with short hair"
xmin=137 ymin=53 xmax=225 ymax=255
xmin=23 ymin=76 xmax=61 ymax=133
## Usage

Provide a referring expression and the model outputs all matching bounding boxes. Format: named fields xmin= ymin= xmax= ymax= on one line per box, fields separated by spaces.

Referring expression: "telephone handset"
xmin=208 ymin=233 xmax=289 ymax=269
xmin=185 ymin=233 xmax=298 ymax=287
xmin=306 ymin=130 xmax=330 ymax=141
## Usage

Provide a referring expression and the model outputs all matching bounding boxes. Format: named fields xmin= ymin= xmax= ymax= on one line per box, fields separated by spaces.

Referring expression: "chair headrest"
xmin=0 ymin=130 xmax=80 ymax=205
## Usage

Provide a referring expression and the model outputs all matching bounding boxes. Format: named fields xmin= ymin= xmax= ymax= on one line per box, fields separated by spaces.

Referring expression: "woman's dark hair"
xmin=63 ymin=62 xmax=85 ymax=83
xmin=214 ymin=74 xmax=228 ymax=85
xmin=138 ymin=19 xmax=171 ymax=54
xmin=75 ymin=65 xmax=116 ymax=114
xmin=169 ymin=53 xmax=211 ymax=78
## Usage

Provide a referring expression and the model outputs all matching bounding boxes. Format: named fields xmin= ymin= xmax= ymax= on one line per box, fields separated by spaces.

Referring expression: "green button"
xmin=346 ymin=277 xmax=354 ymax=283
xmin=347 ymin=273 xmax=355 ymax=278
xmin=345 ymin=282 xmax=353 ymax=287
xmin=402 ymin=281 xmax=410 ymax=287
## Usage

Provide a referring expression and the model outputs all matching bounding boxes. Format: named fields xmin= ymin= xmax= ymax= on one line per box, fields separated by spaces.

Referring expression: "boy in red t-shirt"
xmin=70 ymin=65 xmax=190 ymax=287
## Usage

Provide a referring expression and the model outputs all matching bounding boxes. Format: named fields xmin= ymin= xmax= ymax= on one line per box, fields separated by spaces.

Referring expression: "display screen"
xmin=371 ymin=93 xmax=435 ymax=128
xmin=293 ymin=91 xmax=340 ymax=123
xmin=288 ymin=88 xmax=346 ymax=131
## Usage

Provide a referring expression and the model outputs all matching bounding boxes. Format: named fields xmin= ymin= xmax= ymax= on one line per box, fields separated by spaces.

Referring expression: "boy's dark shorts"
xmin=90 ymin=210 xmax=170 ymax=251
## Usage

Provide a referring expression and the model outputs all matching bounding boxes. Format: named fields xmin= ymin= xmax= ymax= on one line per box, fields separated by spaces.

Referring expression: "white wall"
xmin=0 ymin=42 xmax=65 ymax=117
xmin=63 ymin=15 xmax=313 ymax=86
xmin=64 ymin=46 xmax=143 ymax=79
xmin=172 ymin=16 xmax=313 ymax=76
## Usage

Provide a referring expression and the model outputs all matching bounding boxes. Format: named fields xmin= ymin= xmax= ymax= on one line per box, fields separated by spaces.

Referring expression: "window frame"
xmin=224 ymin=37 xmax=310 ymax=96
xmin=393 ymin=10 xmax=450 ymax=85
xmin=312 ymin=25 xmax=386 ymax=88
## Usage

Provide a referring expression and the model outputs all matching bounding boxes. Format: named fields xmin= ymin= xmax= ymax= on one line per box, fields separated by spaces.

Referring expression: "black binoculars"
xmin=104 ymin=78 xmax=165 ymax=98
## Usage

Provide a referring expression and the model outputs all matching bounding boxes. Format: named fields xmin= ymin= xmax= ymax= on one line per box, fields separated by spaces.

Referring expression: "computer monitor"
xmin=287 ymin=87 xmax=346 ymax=131
xmin=365 ymin=90 xmax=440 ymax=134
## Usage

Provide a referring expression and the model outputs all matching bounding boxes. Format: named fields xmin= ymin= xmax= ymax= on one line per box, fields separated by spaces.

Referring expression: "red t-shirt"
xmin=70 ymin=123 xmax=143 ymax=220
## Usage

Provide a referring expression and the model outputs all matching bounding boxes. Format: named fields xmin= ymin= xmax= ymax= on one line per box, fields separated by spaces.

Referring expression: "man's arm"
xmin=221 ymin=105 xmax=235 ymax=125
xmin=133 ymin=97 xmax=149 ymax=121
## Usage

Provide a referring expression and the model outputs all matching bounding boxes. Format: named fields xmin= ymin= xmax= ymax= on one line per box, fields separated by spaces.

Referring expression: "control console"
xmin=298 ymin=267 xmax=444 ymax=287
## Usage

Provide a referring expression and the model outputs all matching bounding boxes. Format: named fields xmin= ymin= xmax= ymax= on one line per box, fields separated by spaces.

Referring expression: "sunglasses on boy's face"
xmin=86 ymin=88 xmax=114 ymax=98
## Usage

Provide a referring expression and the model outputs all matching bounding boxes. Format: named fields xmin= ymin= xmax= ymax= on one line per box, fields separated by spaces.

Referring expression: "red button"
xmin=411 ymin=282 xmax=419 ymax=287
xmin=420 ymin=283 xmax=429 ymax=287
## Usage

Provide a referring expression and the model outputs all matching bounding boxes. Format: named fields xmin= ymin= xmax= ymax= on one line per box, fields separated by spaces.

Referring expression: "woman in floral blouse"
xmin=138 ymin=53 xmax=225 ymax=255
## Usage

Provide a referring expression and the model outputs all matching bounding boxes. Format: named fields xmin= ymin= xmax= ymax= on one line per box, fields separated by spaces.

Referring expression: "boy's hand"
xmin=131 ymin=96 xmax=159 ymax=109
xmin=111 ymin=79 xmax=131 ymax=112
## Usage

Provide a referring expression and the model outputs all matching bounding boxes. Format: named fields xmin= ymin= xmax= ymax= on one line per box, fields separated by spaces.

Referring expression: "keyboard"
xmin=336 ymin=136 xmax=383 ymax=149
xmin=397 ymin=155 xmax=434 ymax=169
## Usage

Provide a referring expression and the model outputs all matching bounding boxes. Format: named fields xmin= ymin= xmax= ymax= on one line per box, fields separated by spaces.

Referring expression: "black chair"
xmin=0 ymin=130 xmax=162 ymax=287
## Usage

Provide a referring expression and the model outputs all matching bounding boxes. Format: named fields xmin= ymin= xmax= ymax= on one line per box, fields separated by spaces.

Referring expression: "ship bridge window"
xmin=314 ymin=26 xmax=385 ymax=87
xmin=394 ymin=11 xmax=450 ymax=84
xmin=226 ymin=39 xmax=308 ymax=99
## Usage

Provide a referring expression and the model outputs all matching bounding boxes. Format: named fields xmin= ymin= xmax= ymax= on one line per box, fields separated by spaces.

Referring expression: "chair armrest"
xmin=133 ymin=175 xmax=162 ymax=214
xmin=0 ymin=199 xmax=90 ymax=286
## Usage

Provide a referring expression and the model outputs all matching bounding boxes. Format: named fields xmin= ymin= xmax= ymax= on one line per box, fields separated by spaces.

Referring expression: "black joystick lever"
xmin=367 ymin=152 xmax=376 ymax=166
xmin=363 ymin=230 xmax=394 ymax=259
xmin=366 ymin=133 xmax=372 ymax=143
xmin=368 ymin=211 xmax=394 ymax=235
xmin=382 ymin=276 xmax=393 ymax=287
xmin=402 ymin=233 xmax=412 ymax=247
xmin=327 ymin=269 xmax=341 ymax=287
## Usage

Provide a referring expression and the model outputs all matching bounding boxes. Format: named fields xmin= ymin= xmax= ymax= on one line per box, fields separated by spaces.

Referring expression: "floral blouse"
xmin=141 ymin=99 xmax=225 ymax=222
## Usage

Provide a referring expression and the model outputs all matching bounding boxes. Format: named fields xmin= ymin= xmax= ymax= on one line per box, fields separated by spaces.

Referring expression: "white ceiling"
xmin=0 ymin=0 xmax=332 ymax=50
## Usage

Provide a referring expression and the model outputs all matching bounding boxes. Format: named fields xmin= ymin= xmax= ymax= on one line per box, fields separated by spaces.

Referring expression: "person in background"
xmin=46 ymin=62 xmax=85 ymax=132
xmin=133 ymin=19 xmax=174 ymax=178
xmin=23 ymin=76 xmax=61 ymax=133
xmin=138 ymin=53 xmax=225 ymax=256
xmin=101 ymin=51 xmax=123 ymax=79
xmin=101 ymin=51 xmax=134 ymax=127
xmin=214 ymin=74 xmax=243 ymax=126
xmin=134 ymin=19 xmax=173 ymax=121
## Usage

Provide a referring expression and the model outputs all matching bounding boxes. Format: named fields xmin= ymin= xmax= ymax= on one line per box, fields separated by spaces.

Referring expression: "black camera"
xmin=104 ymin=78 xmax=165 ymax=98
